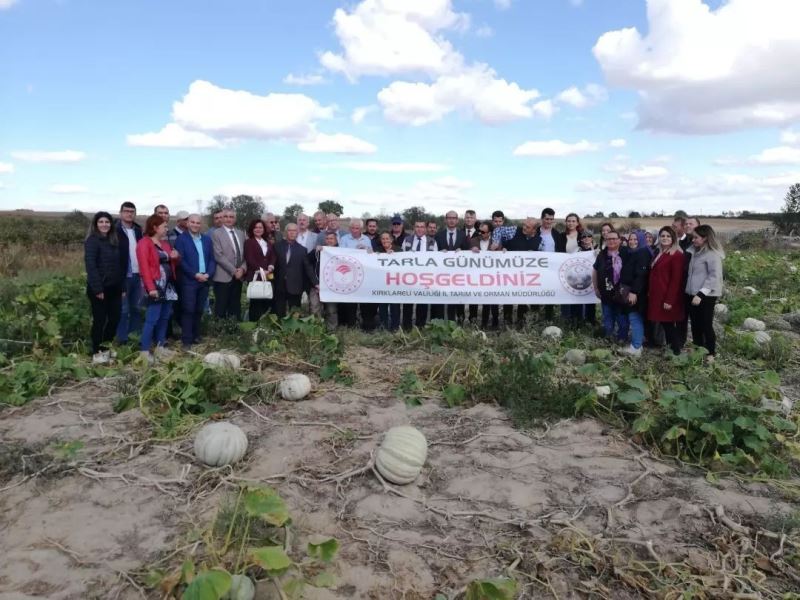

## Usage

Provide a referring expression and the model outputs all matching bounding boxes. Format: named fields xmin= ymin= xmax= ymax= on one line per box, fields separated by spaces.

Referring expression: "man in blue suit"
xmin=174 ymin=214 xmax=216 ymax=349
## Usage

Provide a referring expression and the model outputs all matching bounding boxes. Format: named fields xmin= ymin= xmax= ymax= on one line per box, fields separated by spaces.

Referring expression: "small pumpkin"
xmin=753 ymin=330 xmax=771 ymax=345
xmin=224 ymin=575 xmax=255 ymax=600
xmin=714 ymin=303 xmax=728 ymax=319
xmin=564 ymin=349 xmax=586 ymax=366
xmin=194 ymin=422 xmax=248 ymax=467
xmin=280 ymin=373 xmax=312 ymax=401
xmin=543 ymin=326 xmax=562 ymax=340
xmin=375 ymin=426 xmax=427 ymax=485
xmin=204 ymin=352 xmax=242 ymax=369
xmin=742 ymin=318 xmax=766 ymax=332
xmin=595 ymin=385 xmax=612 ymax=398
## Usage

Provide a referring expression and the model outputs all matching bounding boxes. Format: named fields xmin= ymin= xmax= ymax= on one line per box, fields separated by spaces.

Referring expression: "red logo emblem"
xmin=323 ymin=254 xmax=365 ymax=294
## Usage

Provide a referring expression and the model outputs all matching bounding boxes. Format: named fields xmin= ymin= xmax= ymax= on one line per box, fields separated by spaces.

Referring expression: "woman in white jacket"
xmin=685 ymin=224 xmax=725 ymax=361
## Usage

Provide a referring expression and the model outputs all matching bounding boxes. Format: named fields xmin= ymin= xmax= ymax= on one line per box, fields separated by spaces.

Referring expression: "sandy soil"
xmin=1 ymin=346 xmax=798 ymax=599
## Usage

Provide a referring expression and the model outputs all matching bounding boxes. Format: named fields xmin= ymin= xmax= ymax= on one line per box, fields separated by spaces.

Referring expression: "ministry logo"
xmin=558 ymin=256 xmax=594 ymax=296
xmin=323 ymin=254 xmax=365 ymax=294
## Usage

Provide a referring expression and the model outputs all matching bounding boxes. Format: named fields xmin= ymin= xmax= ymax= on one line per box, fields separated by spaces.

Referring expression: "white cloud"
xmin=749 ymin=146 xmax=800 ymax=165
xmin=329 ymin=162 xmax=448 ymax=173
xmin=49 ymin=184 xmax=88 ymax=194
xmin=0 ymin=0 xmax=18 ymax=9
xmin=283 ymin=73 xmax=327 ymax=86
xmin=475 ymin=25 xmax=493 ymax=38
xmin=11 ymin=150 xmax=86 ymax=163
xmin=780 ymin=129 xmax=800 ymax=146
xmin=378 ymin=64 xmax=541 ymax=125
xmin=555 ymin=84 xmax=607 ymax=109
xmin=172 ymin=80 xmax=333 ymax=141
xmin=513 ymin=139 xmax=599 ymax=157
xmin=217 ymin=184 xmax=340 ymax=208
xmin=609 ymin=138 xmax=627 ymax=148
xmin=494 ymin=0 xmax=512 ymax=9
xmin=348 ymin=175 xmax=474 ymax=215
xmin=531 ymin=100 xmax=557 ymax=119
xmin=297 ymin=133 xmax=377 ymax=154
xmin=622 ymin=165 xmax=669 ymax=179
xmin=594 ymin=0 xmax=800 ymax=133
xmin=0 ymin=162 xmax=14 ymax=174
xmin=126 ymin=123 xmax=222 ymax=149
xmin=320 ymin=0 xmax=467 ymax=80
xmin=351 ymin=105 xmax=376 ymax=124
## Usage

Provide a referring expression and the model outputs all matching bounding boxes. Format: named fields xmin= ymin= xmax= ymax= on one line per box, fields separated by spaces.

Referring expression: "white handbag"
xmin=246 ymin=268 xmax=273 ymax=300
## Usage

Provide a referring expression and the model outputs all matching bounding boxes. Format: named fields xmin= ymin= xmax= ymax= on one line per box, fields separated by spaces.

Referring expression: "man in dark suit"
xmin=174 ymin=214 xmax=216 ymax=348
xmin=273 ymin=223 xmax=319 ymax=317
xmin=433 ymin=210 xmax=470 ymax=321
xmin=115 ymin=201 xmax=143 ymax=343
xmin=462 ymin=209 xmax=480 ymax=323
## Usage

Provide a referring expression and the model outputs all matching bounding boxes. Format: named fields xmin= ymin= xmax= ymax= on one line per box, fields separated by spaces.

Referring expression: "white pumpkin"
xmin=564 ymin=349 xmax=586 ymax=366
xmin=753 ymin=330 xmax=771 ymax=345
xmin=375 ymin=426 xmax=427 ymax=485
xmin=742 ymin=318 xmax=766 ymax=332
xmin=743 ymin=286 xmax=758 ymax=295
xmin=224 ymin=575 xmax=255 ymax=600
xmin=204 ymin=352 xmax=242 ymax=369
xmin=789 ymin=265 xmax=798 ymax=273
xmin=714 ymin=303 xmax=728 ymax=317
xmin=595 ymin=385 xmax=612 ymax=399
xmin=280 ymin=373 xmax=312 ymax=401
xmin=194 ymin=422 xmax=248 ymax=467
xmin=543 ymin=326 xmax=562 ymax=340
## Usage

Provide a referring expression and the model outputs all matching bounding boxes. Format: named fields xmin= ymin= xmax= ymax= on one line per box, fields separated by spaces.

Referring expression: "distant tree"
xmin=593 ymin=211 xmax=605 ymax=218
xmin=628 ymin=211 xmax=642 ymax=218
xmin=609 ymin=211 xmax=619 ymax=219
xmin=206 ymin=195 xmax=228 ymax=227
xmin=63 ymin=209 xmax=89 ymax=230
xmin=774 ymin=183 xmax=800 ymax=234
xmin=402 ymin=206 xmax=435 ymax=226
xmin=230 ymin=195 xmax=265 ymax=229
xmin=318 ymin=200 xmax=344 ymax=216
xmin=282 ymin=203 xmax=304 ymax=223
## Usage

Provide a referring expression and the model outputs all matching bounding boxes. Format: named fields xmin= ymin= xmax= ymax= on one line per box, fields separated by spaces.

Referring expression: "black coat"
xmin=530 ymin=227 xmax=567 ymax=253
xmin=594 ymin=246 xmax=650 ymax=313
xmin=503 ymin=227 xmax=539 ymax=251
xmin=84 ymin=233 xmax=124 ymax=294
xmin=115 ymin=220 xmax=142 ymax=275
xmin=434 ymin=229 xmax=470 ymax=251
xmin=274 ymin=240 xmax=318 ymax=296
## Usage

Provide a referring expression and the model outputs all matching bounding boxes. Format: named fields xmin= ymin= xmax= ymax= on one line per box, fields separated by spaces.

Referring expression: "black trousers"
xmin=341 ymin=303 xmax=358 ymax=327
xmin=688 ymin=295 xmax=717 ymax=356
xmin=87 ymin=285 xmax=123 ymax=354
xmin=248 ymin=298 xmax=272 ymax=323
xmin=678 ymin=294 xmax=691 ymax=346
xmin=360 ymin=303 xmax=378 ymax=330
xmin=213 ymin=280 xmax=243 ymax=321
xmin=273 ymin=292 xmax=302 ymax=318
xmin=661 ymin=322 xmax=682 ymax=355
xmin=481 ymin=304 xmax=499 ymax=327
xmin=402 ymin=304 xmax=428 ymax=330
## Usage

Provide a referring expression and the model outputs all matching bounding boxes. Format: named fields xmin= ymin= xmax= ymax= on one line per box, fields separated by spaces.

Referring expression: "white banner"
xmin=319 ymin=247 xmax=599 ymax=305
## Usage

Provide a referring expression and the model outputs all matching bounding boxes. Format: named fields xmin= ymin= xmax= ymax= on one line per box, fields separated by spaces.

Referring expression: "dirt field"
xmin=1 ymin=345 xmax=798 ymax=599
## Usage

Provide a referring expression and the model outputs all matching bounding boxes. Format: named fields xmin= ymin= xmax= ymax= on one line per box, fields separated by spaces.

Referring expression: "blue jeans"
xmin=601 ymin=302 xmax=628 ymax=341
xmin=116 ymin=274 xmax=142 ymax=342
xmin=141 ymin=301 xmax=173 ymax=351
xmin=628 ymin=310 xmax=644 ymax=349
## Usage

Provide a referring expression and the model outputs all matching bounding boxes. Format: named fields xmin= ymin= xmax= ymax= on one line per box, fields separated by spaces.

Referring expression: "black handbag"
xmin=612 ymin=284 xmax=633 ymax=306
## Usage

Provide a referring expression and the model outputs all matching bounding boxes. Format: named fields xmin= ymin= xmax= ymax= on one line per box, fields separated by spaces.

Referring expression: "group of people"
xmin=84 ymin=203 xmax=724 ymax=362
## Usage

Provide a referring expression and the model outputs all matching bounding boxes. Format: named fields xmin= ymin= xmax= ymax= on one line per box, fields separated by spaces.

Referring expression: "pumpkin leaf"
xmin=632 ymin=413 xmax=655 ymax=434
xmin=282 ymin=578 xmax=306 ymax=599
xmin=307 ymin=538 xmax=339 ymax=562
xmin=312 ymin=571 xmax=336 ymax=588
xmin=442 ymin=383 xmax=466 ymax=407
xmin=675 ymin=398 xmax=706 ymax=421
xmin=181 ymin=569 xmax=231 ymax=600
xmin=251 ymin=546 xmax=292 ymax=573
xmin=465 ymin=577 xmax=517 ymax=600
xmin=243 ymin=487 xmax=289 ymax=526
xmin=700 ymin=421 xmax=734 ymax=446
xmin=617 ymin=389 xmax=645 ymax=405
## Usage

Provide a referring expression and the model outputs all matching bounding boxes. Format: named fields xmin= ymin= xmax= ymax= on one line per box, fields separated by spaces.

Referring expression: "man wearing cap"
xmin=389 ymin=215 xmax=407 ymax=250
xmin=169 ymin=211 xmax=189 ymax=246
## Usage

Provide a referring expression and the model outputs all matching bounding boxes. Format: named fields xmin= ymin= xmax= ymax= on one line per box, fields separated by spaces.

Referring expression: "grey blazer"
xmin=685 ymin=247 xmax=724 ymax=297
xmin=211 ymin=227 xmax=246 ymax=283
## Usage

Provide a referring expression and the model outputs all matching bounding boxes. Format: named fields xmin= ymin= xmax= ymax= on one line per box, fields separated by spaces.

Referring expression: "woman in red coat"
xmin=243 ymin=219 xmax=277 ymax=322
xmin=136 ymin=215 xmax=180 ymax=358
xmin=647 ymin=226 xmax=685 ymax=355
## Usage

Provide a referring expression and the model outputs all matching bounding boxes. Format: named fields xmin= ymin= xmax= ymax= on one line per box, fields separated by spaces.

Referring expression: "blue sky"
xmin=1 ymin=0 xmax=799 ymax=218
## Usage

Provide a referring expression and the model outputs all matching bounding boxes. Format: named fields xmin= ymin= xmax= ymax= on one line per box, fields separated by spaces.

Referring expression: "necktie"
xmin=230 ymin=230 xmax=241 ymax=265
xmin=416 ymin=237 xmax=421 ymax=251
xmin=468 ymin=228 xmax=473 ymax=238
xmin=448 ymin=232 xmax=454 ymax=250
xmin=286 ymin=243 xmax=292 ymax=264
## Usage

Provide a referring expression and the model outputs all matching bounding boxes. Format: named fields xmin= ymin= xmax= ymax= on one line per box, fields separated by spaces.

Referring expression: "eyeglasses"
xmin=480 ymin=230 xmax=490 ymax=235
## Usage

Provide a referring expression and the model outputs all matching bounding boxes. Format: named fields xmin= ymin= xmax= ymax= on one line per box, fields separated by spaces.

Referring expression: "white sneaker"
xmin=620 ymin=344 xmax=642 ymax=357
xmin=92 ymin=350 xmax=111 ymax=365
xmin=140 ymin=351 xmax=155 ymax=365
xmin=155 ymin=346 xmax=176 ymax=360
